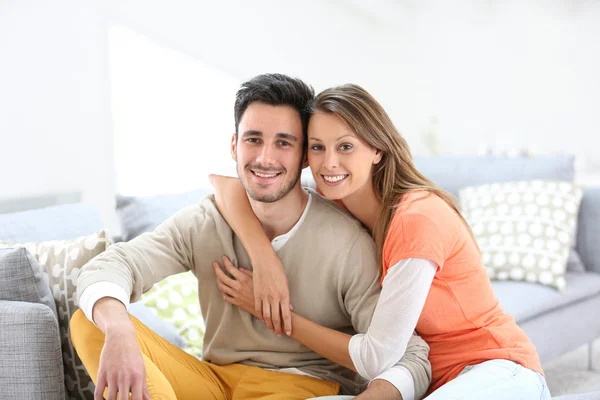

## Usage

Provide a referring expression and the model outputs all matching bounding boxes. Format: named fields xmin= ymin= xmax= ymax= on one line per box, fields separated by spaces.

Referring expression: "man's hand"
xmin=92 ymin=298 xmax=150 ymax=400
xmin=214 ymin=257 xmax=260 ymax=318
xmin=96 ymin=325 xmax=150 ymax=400
xmin=252 ymin=253 xmax=292 ymax=336
xmin=355 ymin=379 xmax=403 ymax=400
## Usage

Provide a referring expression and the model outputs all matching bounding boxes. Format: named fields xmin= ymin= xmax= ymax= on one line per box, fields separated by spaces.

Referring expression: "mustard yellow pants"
xmin=70 ymin=309 xmax=339 ymax=399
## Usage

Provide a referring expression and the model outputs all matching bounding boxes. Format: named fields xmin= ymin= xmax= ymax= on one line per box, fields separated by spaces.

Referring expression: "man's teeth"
xmin=254 ymin=172 xmax=278 ymax=178
xmin=323 ymin=174 xmax=348 ymax=183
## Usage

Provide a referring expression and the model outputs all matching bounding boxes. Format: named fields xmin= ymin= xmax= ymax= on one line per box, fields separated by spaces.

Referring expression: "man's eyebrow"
xmin=276 ymin=132 xmax=298 ymax=142
xmin=241 ymin=130 xmax=262 ymax=137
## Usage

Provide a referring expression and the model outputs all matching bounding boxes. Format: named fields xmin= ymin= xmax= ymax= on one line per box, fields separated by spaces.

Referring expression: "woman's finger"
xmin=216 ymin=279 xmax=240 ymax=298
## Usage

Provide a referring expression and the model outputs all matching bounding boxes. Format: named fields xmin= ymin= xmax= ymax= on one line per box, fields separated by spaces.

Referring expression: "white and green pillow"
xmin=138 ymin=271 xmax=205 ymax=357
xmin=460 ymin=180 xmax=583 ymax=290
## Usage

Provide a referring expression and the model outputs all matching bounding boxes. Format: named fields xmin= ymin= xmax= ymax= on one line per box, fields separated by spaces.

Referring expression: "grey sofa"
xmin=1 ymin=154 xmax=599 ymax=400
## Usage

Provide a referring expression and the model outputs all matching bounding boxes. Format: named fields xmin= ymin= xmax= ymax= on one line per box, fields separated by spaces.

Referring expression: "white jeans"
xmin=308 ymin=359 xmax=550 ymax=400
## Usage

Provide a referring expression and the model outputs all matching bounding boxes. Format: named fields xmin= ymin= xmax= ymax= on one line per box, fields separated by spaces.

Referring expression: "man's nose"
xmin=256 ymin=145 xmax=276 ymax=166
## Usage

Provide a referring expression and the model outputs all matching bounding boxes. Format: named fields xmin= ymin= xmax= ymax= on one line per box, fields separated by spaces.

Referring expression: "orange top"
xmin=382 ymin=192 xmax=543 ymax=393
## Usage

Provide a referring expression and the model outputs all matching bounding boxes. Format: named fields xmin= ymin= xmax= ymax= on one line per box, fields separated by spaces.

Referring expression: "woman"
xmin=211 ymin=84 xmax=550 ymax=399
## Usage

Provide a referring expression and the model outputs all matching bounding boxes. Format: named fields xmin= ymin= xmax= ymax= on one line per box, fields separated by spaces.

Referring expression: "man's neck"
xmin=248 ymin=184 xmax=309 ymax=241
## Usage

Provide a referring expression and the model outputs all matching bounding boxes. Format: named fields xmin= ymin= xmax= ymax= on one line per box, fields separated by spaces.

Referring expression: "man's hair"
xmin=234 ymin=73 xmax=315 ymax=143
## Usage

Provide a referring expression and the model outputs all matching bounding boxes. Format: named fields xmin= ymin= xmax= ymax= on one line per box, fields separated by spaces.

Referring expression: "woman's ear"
xmin=302 ymin=152 xmax=309 ymax=169
xmin=373 ymin=150 xmax=383 ymax=165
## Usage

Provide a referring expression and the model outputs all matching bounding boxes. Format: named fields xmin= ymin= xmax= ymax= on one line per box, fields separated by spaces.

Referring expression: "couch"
xmin=1 ymin=154 xmax=599 ymax=400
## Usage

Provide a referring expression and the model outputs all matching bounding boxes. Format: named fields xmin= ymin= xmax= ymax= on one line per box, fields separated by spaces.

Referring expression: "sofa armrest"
xmin=0 ymin=300 xmax=66 ymax=400
xmin=576 ymin=187 xmax=600 ymax=274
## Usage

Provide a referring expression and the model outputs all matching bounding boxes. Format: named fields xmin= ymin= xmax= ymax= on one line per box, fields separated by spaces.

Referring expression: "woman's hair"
xmin=312 ymin=84 xmax=476 ymax=263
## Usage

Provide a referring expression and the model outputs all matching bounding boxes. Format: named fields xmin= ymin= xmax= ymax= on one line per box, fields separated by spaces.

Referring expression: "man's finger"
xmin=223 ymin=294 xmax=236 ymax=304
xmin=131 ymin=380 xmax=143 ymax=400
xmin=222 ymin=256 xmax=243 ymax=280
xmin=213 ymin=262 xmax=237 ymax=288
xmin=118 ymin=381 xmax=130 ymax=400
xmin=271 ymin=301 xmax=282 ymax=335
xmin=263 ymin=301 xmax=274 ymax=330
xmin=281 ymin=298 xmax=292 ymax=336
xmin=217 ymin=279 xmax=239 ymax=298
xmin=106 ymin=379 xmax=117 ymax=400
xmin=94 ymin=374 xmax=107 ymax=400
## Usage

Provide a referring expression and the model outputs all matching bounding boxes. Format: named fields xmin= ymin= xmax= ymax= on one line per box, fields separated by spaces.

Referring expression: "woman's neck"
xmin=341 ymin=182 xmax=382 ymax=235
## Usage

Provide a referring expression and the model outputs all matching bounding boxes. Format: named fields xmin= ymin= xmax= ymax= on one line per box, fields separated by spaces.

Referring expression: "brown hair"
xmin=312 ymin=84 xmax=476 ymax=263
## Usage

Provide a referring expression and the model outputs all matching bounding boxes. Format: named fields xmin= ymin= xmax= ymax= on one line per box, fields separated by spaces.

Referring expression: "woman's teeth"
xmin=323 ymin=174 xmax=348 ymax=183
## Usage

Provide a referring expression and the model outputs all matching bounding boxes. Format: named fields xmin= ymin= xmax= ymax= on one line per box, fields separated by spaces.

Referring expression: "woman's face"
xmin=307 ymin=111 xmax=382 ymax=200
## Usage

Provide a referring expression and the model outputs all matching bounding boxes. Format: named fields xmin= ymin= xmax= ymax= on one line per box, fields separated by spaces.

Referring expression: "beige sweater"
xmin=76 ymin=190 xmax=431 ymax=395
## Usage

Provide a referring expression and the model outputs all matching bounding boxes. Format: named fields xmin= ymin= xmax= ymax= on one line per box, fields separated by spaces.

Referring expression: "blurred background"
xmin=1 ymin=0 xmax=599 ymax=235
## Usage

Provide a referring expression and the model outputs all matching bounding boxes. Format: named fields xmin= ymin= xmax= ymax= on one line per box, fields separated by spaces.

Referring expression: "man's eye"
xmin=278 ymin=141 xmax=291 ymax=147
xmin=247 ymin=138 xmax=259 ymax=143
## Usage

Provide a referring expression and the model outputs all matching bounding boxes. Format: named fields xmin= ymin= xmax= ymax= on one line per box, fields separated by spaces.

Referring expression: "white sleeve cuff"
xmin=78 ymin=282 xmax=130 ymax=326
xmin=348 ymin=333 xmax=370 ymax=378
xmin=370 ymin=366 xmax=415 ymax=400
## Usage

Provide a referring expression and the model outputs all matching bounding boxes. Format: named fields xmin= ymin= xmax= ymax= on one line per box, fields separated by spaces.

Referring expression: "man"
xmin=71 ymin=74 xmax=431 ymax=400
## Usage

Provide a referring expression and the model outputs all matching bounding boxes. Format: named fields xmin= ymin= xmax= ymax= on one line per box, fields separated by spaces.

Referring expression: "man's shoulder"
xmin=304 ymin=189 xmax=373 ymax=246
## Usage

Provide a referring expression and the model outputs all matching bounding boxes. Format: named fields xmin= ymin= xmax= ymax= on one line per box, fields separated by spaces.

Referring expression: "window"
xmin=109 ymin=25 xmax=240 ymax=195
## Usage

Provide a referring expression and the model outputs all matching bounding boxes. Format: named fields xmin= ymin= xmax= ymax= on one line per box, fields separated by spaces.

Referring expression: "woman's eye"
xmin=310 ymin=145 xmax=324 ymax=151
xmin=340 ymin=144 xmax=353 ymax=151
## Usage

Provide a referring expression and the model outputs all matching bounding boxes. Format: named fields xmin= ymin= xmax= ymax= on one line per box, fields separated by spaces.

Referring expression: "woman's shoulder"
xmin=396 ymin=190 xmax=454 ymax=219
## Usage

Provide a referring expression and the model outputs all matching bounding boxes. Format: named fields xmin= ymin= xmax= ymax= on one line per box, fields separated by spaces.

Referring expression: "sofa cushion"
xmin=492 ymin=271 xmax=600 ymax=323
xmin=0 ymin=300 xmax=66 ymax=400
xmin=413 ymin=154 xmax=575 ymax=196
xmin=137 ymin=271 xmax=204 ymax=357
xmin=461 ymin=180 xmax=583 ymax=290
xmin=116 ymin=189 xmax=211 ymax=242
xmin=0 ymin=202 xmax=104 ymax=242
xmin=0 ymin=248 xmax=57 ymax=320
xmin=0 ymin=230 xmax=111 ymax=400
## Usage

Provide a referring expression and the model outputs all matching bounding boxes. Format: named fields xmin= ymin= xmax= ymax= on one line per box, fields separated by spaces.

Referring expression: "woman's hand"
xmin=252 ymin=253 xmax=292 ymax=336
xmin=213 ymin=256 xmax=260 ymax=318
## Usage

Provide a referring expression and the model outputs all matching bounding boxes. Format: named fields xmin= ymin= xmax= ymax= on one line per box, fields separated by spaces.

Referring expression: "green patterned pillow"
xmin=138 ymin=271 xmax=205 ymax=357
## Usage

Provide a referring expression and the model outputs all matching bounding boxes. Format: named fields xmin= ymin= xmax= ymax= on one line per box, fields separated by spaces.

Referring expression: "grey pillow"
xmin=413 ymin=154 xmax=575 ymax=196
xmin=0 ymin=202 xmax=104 ymax=242
xmin=0 ymin=247 xmax=58 ymax=320
xmin=116 ymin=188 xmax=211 ymax=241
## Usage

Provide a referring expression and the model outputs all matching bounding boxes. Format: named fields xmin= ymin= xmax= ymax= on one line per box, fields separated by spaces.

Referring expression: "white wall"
xmin=1 ymin=0 xmax=599 ymax=234
xmin=0 ymin=0 xmax=118 ymax=232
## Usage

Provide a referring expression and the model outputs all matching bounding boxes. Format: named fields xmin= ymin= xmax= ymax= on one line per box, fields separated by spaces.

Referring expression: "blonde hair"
xmin=313 ymin=84 xmax=476 ymax=263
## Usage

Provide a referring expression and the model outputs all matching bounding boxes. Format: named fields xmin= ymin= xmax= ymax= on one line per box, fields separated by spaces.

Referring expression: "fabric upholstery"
xmin=0 ymin=300 xmax=65 ymax=400
xmin=576 ymin=187 xmax=600 ymax=275
xmin=116 ymin=188 xmax=210 ymax=241
xmin=0 ymin=202 xmax=103 ymax=242
xmin=0 ymin=247 xmax=57 ymax=319
xmin=0 ymin=230 xmax=111 ymax=400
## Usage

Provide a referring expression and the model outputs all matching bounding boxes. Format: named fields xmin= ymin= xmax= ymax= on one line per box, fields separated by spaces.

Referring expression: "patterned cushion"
xmin=460 ymin=181 xmax=583 ymax=290
xmin=1 ymin=230 xmax=110 ymax=400
xmin=138 ymin=271 xmax=204 ymax=357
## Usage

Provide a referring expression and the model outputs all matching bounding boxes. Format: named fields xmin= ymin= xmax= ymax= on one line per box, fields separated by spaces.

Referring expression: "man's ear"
xmin=231 ymin=134 xmax=237 ymax=161
xmin=373 ymin=149 xmax=383 ymax=165
xmin=302 ymin=152 xmax=309 ymax=169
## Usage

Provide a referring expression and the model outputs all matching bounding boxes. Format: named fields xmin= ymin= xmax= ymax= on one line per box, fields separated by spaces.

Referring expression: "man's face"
xmin=231 ymin=102 xmax=305 ymax=203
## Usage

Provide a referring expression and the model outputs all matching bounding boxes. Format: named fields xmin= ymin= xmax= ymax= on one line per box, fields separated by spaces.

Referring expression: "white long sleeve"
xmin=349 ymin=258 xmax=437 ymax=385
xmin=78 ymin=281 xmax=130 ymax=325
